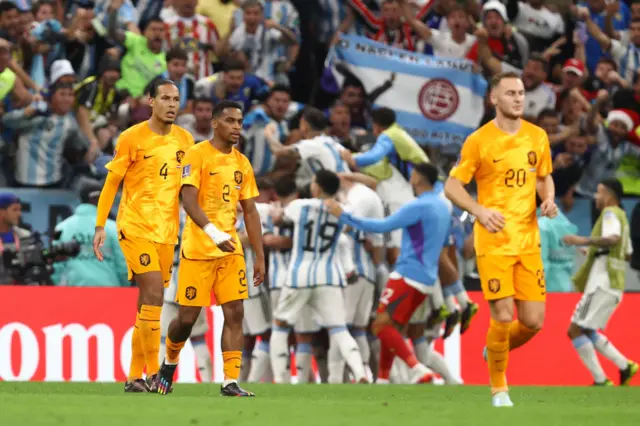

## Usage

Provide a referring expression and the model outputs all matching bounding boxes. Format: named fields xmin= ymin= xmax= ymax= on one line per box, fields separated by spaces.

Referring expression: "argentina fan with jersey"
xmin=241 ymin=85 xmax=291 ymax=177
xmin=269 ymin=170 xmax=367 ymax=384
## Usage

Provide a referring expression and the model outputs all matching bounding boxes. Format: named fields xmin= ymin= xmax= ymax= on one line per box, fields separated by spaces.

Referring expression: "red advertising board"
xmin=0 ymin=287 xmax=638 ymax=385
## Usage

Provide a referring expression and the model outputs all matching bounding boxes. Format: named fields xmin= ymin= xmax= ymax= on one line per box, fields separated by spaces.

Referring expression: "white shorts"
xmin=271 ymin=288 xmax=320 ymax=333
xmin=571 ymin=286 xmax=622 ymax=331
xmin=275 ymin=286 xmax=346 ymax=330
xmin=344 ymin=277 xmax=375 ymax=328
xmin=243 ymin=293 xmax=271 ymax=336
xmin=377 ymin=168 xmax=415 ymax=249
xmin=160 ymin=301 xmax=209 ymax=338
xmin=571 ymin=260 xmax=623 ymax=330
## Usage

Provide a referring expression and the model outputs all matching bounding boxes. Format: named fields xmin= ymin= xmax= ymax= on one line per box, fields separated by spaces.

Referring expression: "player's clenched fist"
xmin=475 ymin=206 xmax=505 ymax=233
xmin=93 ymin=227 xmax=106 ymax=261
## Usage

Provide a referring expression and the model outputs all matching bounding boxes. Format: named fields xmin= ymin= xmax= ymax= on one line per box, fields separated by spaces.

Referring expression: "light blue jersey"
xmin=339 ymin=190 xmax=450 ymax=292
xmin=539 ymin=210 xmax=578 ymax=292
xmin=242 ymin=107 xmax=288 ymax=177
xmin=284 ymin=198 xmax=347 ymax=288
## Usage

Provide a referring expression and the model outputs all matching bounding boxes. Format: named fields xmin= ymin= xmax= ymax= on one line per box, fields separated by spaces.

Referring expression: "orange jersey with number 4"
xmin=180 ymin=142 xmax=258 ymax=260
xmin=106 ymin=122 xmax=195 ymax=244
xmin=449 ymin=120 xmax=552 ymax=256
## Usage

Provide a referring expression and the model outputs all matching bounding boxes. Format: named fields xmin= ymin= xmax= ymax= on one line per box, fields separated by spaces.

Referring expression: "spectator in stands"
xmin=225 ymin=0 xmax=299 ymax=85
xmin=242 ymin=84 xmax=292 ymax=178
xmin=74 ymin=56 xmax=123 ymax=150
xmin=164 ymin=0 xmax=221 ymax=80
xmin=505 ymin=0 xmax=565 ymax=54
xmin=0 ymin=192 xmax=31 ymax=285
xmin=2 ymin=83 xmax=91 ymax=188
xmin=91 ymin=0 xmax=140 ymax=34
xmin=579 ymin=5 xmax=639 ymax=85
xmin=612 ymin=69 xmax=640 ymax=146
xmin=569 ymin=94 xmax=639 ymax=216
xmin=109 ymin=12 xmax=166 ymax=99
xmin=148 ymin=46 xmax=195 ymax=119
xmin=405 ymin=3 xmax=476 ymax=59
xmin=180 ymin=97 xmax=214 ymax=142
xmin=0 ymin=2 xmax=23 ymax=43
xmin=52 ymin=179 xmax=128 ymax=287
xmin=467 ymin=1 xmax=529 ymax=72
xmin=576 ymin=0 xmax=631 ymax=71
xmin=557 ymin=88 xmax=589 ymax=129
xmin=195 ymin=58 xmax=269 ymax=112
xmin=521 ymin=54 xmax=557 ymax=119
xmin=0 ymin=39 xmax=30 ymax=107
xmin=553 ymin=132 xmax=592 ymax=202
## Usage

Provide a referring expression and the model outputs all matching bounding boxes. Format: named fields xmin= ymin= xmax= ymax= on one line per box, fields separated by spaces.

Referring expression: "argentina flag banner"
xmin=326 ymin=35 xmax=488 ymax=147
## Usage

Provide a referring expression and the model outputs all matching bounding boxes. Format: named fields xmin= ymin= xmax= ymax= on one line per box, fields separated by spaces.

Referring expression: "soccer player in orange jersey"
xmin=157 ymin=100 xmax=265 ymax=397
xmin=444 ymin=72 xmax=558 ymax=407
xmin=92 ymin=79 xmax=195 ymax=392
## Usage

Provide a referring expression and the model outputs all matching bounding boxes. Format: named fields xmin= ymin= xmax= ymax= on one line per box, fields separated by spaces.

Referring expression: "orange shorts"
xmin=476 ymin=253 xmax=545 ymax=302
xmin=176 ymin=254 xmax=248 ymax=307
xmin=118 ymin=233 xmax=174 ymax=286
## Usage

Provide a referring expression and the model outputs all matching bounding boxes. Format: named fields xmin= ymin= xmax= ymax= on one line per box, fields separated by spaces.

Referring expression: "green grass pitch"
xmin=1 ymin=383 xmax=639 ymax=426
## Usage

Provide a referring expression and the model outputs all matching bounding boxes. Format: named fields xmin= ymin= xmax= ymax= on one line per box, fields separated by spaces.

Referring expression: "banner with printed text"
xmin=327 ymin=35 xmax=488 ymax=148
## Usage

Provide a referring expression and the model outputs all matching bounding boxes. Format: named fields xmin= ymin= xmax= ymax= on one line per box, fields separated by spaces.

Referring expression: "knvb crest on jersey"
xmin=234 ymin=170 xmax=243 ymax=185
xmin=527 ymin=151 xmax=537 ymax=166
xmin=488 ymin=278 xmax=500 ymax=293
xmin=176 ymin=150 xmax=185 ymax=164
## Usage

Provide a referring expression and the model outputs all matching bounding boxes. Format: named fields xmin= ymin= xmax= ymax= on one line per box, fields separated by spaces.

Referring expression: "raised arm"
xmin=354 ymin=134 xmax=395 ymax=168
xmin=328 ymin=199 xmax=419 ymax=234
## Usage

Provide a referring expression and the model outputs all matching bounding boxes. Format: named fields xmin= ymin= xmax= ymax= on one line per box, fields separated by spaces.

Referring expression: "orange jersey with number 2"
xmin=180 ymin=142 xmax=259 ymax=260
xmin=106 ymin=122 xmax=195 ymax=244
xmin=449 ymin=120 xmax=552 ymax=257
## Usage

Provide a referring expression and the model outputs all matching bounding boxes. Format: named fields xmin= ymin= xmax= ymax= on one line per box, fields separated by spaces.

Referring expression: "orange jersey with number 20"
xmin=449 ymin=120 xmax=552 ymax=257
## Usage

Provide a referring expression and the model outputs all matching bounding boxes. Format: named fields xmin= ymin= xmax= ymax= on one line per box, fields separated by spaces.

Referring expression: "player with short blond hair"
xmin=157 ymin=100 xmax=265 ymax=397
xmin=93 ymin=79 xmax=195 ymax=392
xmin=445 ymin=71 xmax=558 ymax=407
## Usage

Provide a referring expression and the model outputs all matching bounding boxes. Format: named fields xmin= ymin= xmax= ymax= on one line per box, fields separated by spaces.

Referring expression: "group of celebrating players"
xmin=91 ymin=69 xmax=637 ymax=407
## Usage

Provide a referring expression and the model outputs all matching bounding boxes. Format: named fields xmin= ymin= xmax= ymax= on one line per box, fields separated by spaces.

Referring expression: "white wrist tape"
xmin=204 ymin=223 xmax=231 ymax=245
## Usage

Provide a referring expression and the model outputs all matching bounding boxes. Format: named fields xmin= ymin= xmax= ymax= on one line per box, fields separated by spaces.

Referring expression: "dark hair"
xmin=256 ymin=177 xmax=274 ymax=192
xmin=601 ymin=178 xmax=624 ymax=204
xmin=413 ymin=162 xmax=439 ymax=186
xmin=528 ymin=53 xmax=549 ymax=74
xmin=302 ymin=107 xmax=328 ymax=131
xmin=274 ymin=178 xmax=298 ymax=198
xmin=140 ymin=17 xmax=164 ymax=33
xmin=224 ymin=58 xmax=246 ymax=72
xmin=597 ymin=57 xmax=617 ymax=70
xmin=193 ymin=97 xmax=214 ymax=109
xmin=267 ymin=84 xmax=291 ymax=99
xmin=149 ymin=78 xmax=177 ymax=98
xmin=32 ymin=0 xmax=54 ymax=15
xmin=315 ymin=169 xmax=341 ymax=196
xmin=298 ymin=183 xmax=312 ymax=199
xmin=0 ymin=2 xmax=18 ymax=14
xmin=490 ymin=71 xmax=521 ymax=90
xmin=537 ymin=108 xmax=559 ymax=122
xmin=371 ymin=107 xmax=396 ymax=128
xmin=242 ymin=0 xmax=263 ymax=11
xmin=212 ymin=100 xmax=242 ymax=117
xmin=166 ymin=46 xmax=188 ymax=63
xmin=97 ymin=56 xmax=121 ymax=76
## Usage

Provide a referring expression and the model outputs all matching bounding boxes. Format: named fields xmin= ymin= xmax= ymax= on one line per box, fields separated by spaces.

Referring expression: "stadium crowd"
xmin=0 ymin=0 xmax=639 ymax=387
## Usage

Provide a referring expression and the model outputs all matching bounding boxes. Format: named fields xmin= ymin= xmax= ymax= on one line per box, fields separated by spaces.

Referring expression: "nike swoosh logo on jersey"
xmin=238 ymin=289 xmax=247 ymax=294
xmin=144 ymin=155 xmax=154 ymax=159
xmin=210 ymin=172 xmax=219 ymax=175
xmin=493 ymin=158 xmax=504 ymax=163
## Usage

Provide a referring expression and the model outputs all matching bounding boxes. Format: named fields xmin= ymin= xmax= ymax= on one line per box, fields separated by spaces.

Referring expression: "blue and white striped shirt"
xmin=242 ymin=107 xmax=288 ymax=177
xmin=3 ymin=109 xmax=89 ymax=186
xmin=284 ymin=198 xmax=347 ymax=288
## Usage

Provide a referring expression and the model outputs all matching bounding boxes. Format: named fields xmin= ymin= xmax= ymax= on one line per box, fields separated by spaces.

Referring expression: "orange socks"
xmin=166 ymin=336 xmax=186 ymax=365
xmin=486 ymin=319 xmax=511 ymax=393
xmin=127 ymin=313 xmax=145 ymax=381
xmin=223 ymin=351 xmax=242 ymax=382
xmin=138 ymin=305 xmax=162 ymax=376
xmin=508 ymin=320 xmax=538 ymax=351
